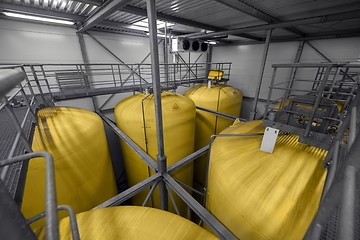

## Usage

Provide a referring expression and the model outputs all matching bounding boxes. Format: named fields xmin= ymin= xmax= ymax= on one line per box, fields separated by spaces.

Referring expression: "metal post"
xmin=77 ymin=32 xmax=98 ymax=110
xmin=205 ymin=45 xmax=213 ymax=78
xmin=146 ymin=0 xmax=168 ymax=211
xmin=164 ymin=22 xmax=169 ymax=84
xmin=348 ymin=106 xmax=357 ymax=149
xmin=285 ymin=41 xmax=305 ymax=99
xmin=250 ymin=29 xmax=273 ymax=120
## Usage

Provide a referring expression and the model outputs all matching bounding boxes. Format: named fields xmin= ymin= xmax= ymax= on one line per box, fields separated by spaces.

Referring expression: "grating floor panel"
xmin=0 ymin=104 xmax=36 ymax=199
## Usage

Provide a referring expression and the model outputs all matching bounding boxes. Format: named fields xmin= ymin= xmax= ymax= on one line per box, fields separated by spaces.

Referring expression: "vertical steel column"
xmin=164 ymin=22 xmax=169 ymax=84
xmin=250 ymin=29 xmax=272 ymax=120
xmin=205 ymin=45 xmax=213 ymax=78
xmin=77 ymin=32 xmax=98 ymax=110
xmin=348 ymin=106 xmax=357 ymax=149
xmin=285 ymin=41 xmax=305 ymax=99
xmin=146 ymin=0 xmax=168 ymax=210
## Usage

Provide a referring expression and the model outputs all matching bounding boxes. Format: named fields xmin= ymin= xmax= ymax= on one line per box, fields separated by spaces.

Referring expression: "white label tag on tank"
xmin=208 ymin=80 xmax=211 ymax=89
xmin=260 ymin=127 xmax=279 ymax=153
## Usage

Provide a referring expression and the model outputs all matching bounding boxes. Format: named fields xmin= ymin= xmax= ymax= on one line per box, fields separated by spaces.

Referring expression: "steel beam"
xmin=181 ymin=10 xmax=360 ymax=39
xmin=250 ymin=29 xmax=272 ymax=120
xmin=97 ymin=112 xmax=158 ymax=170
xmin=0 ymin=2 xmax=128 ymax=29
xmin=86 ymin=32 xmax=148 ymax=83
xmin=214 ymin=0 xmax=305 ymax=36
xmin=163 ymin=174 xmax=237 ymax=240
xmin=121 ymin=5 xmax=262 ymax=41
xmin=146 ymin=0 xmax=168 ymax=211
xmin=285 ymin=40 xmax=305 ymax=99
xmin=94 ymin=173 xmax=161 ymax=208
xmin=167 ymin=145 xmax=209 ymax=174
xmin=77 ymin=33 xmax=98 ymax=110
xmin=77 ymin=0 xmax=133 ymax=32
xmin=218 ymin=28 xmax=360 ymax=46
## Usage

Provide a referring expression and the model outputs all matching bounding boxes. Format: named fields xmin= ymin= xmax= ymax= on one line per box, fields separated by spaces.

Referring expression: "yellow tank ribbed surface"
xmin=206 ymin=120 xmax=327 ymax=240
xmin=184 ymin=84 xmax=243 ymax=186
xmin=36 ymin=206 xmax=218 ymax=240
xmin=114 ymin=92 xmax=196 ymax=216
xmin=23 ymin=107 xmax=117 ymax=229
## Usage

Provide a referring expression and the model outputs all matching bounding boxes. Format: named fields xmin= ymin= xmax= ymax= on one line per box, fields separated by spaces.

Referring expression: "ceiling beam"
xmin=214 ymin=0 xmax=305 ymax=36
xmin=77 ymin=0 xmax=132 ymax=32
xmin=121 ymin=5 xmax=263 ymax=41
xmin=0 ymin=2 xmax=131 ymax=29
xmin=181 ymin=10 xmax=360 ymax=39
xmin=218 ymin=28 xmax=360 ymax=46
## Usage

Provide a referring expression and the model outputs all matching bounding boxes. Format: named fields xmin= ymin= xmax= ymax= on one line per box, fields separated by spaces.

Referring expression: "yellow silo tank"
xmin=114 ymin=91 xmax=196 ymax=217
xmin=206 ymin=120 xmax=327 ymax=240
xmin=36 ymin=206 xmax=218 ymax=240
xmin=184 ymin=84 xmax=243 ymax=186
xmin=22 ymin=107 xmax=118 ymax=229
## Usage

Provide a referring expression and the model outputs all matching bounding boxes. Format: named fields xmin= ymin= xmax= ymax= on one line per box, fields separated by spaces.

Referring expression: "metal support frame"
xmin=213 ymin=0 xmax=305 ymax=37
xmin=77 ymin=32 xmax=98 ymax=110
xmin=86 ymin=32 xmax=148 ymax=83
xmin=78 ymin=0 xmax=133 ymax=32
xmin=181 ymin=10 xmax=360 ymax=39
xmin=0 ymin=152 xmax=59 ymax=240
xmin=250 ymin=29 xmax=272 ymax=120
xmin=285 ymin=41 xmax=305 ymax=99
xmin=146 ymin=0 xmax=168 ymax=211
xmin=97 ymin=40 xmax=163 ymax=111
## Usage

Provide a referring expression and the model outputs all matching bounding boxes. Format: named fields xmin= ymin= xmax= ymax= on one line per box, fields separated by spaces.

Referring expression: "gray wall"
xmin=1 ymin=18 xmax=360 ymax=119
xmin=212 ymin=38 xmax=360 ymax=119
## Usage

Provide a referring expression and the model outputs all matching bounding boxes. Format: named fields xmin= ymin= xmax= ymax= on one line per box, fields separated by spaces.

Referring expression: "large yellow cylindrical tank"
xmin=23 ymin=107 xmax=118 ymax=229
xmin=114 ymin=92 xmax=196 ymax=217
xmin=184 ymin=84 xmax=243 ymax=186
xmin=206 ymin=120 xmax=327 ymax=240
xmin=36 ymin=206 xmax=218 ymax=240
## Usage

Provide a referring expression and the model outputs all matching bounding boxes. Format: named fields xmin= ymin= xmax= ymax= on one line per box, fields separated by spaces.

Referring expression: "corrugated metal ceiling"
xmin=0 ymin=0 xmax=359 ymax=42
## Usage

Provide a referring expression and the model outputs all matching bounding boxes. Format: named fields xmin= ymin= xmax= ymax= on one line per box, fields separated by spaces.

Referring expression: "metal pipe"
xmin=0 ymin=69 xmax=25 ymax=97
xmin=146 ymin=0 xmax=168 ymax=211
xmin=321 ymin=141 xmax=340 ymax=200
xmin=196 ymin=106 xmax=245 ymax=121
xmin=27 ymin=205 xmax=80 ymax=240
xmin=0 ymin=152 xmax=59 ymax=240
xmin=250 ymin=29 xmax=272 ymax=120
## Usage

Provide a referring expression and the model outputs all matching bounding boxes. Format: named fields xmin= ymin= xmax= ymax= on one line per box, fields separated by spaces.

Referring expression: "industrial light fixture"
xmin=2 ymin=11 xmax=74 ymax=25
xmin=129 ymin=18 xmax=174 ymax=32
xmin=207 ymin=41 xmax=218 ymax=45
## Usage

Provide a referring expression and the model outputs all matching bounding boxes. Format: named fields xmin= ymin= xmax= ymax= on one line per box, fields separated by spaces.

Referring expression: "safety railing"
xmin=263 ymin=63 xmax=360 ymax=150
xmin=16 ymin=62 xmax=231 ymax=101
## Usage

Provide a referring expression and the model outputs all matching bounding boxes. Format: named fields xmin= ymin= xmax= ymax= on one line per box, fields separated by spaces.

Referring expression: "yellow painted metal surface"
xmin=114 ymin=92 xmax=196 ymax=216
xmin=184 ymin=84 xmax=243 ymax=186
xmin=206 ymin=120 xmax=327 ymax=240
xmin=23 ymin=107 xmax=117 ymax=229
xmin=36 ymin=206 xmax=218 ymax=240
